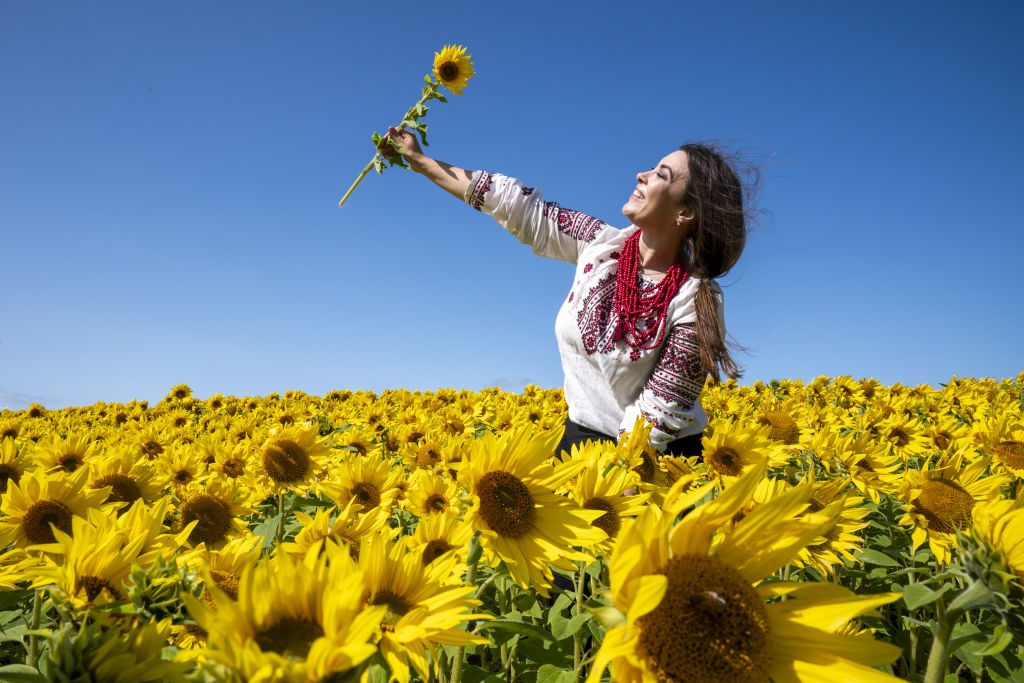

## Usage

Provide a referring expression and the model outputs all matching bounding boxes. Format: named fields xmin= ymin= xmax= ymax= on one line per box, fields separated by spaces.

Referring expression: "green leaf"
xmin=856 ymin=548 xmax=899 ymax=567
xmin=536 ymin=664 xmax=575 ymax=683
xmin=973 ymin=623 xmax=1015 ymax=656
xmin=550 ymin=613 xmax=588 ymax=641
xmin=478 ymin=619 xmax=556 ymax=644
xmin=460 ymin=665 xmax=505 ymax=683
xmin=899 ymin=582 xmax=950 ymax=610
xmin=0 ymin=665 xmax=48 ymax=683
xmin=516 ymin=638 xmax=572 ymax=669
xmin=252 ymin=513 xmax=281 ymax=549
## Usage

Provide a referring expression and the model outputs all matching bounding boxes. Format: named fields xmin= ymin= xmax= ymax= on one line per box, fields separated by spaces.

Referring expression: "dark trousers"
xmin=555 ymin=417 xmax=704 ymax=459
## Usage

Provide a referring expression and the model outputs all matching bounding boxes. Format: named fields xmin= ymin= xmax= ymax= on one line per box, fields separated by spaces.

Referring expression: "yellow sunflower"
xmin=405 ymin=468 xmax=460 ymax=518
xmin=353 ymin=531 xmax=488 ymax=683
xmin=322 ymin=453 xmax=404 ymax=516
xmin=87 ymin=446 xmax=164 ymax=510
xmin=183 ymin=548 xmax=385 ymax=683
xmin=587 ymin=463 xmax=902 ymax=683
xmin=406 ymin=510 xmax=473 ymax=571
xmin=564 ymin=439 xmax=649 ymax=556
xmin=176 ymin=479 xmax=251 ymax=549
xmin=433 ymin=44 xmax=474 ymax=95
xmin=30 ymin=512 xmax=140 ymax=609
xmin=282 ymin=498 xmax=393 ymax=562
xmin=699 ymin=420 xmax=771 ymax=485
xmin=0 ymin=467 xmax=110 ymax=548
xmin=0 ymin=435 xmax=34 ymax=495
xmin=972 ymin=494 xmax=1024 ymax=581
xmin=258 ymin=425 xmax=331 ymax=494
xmin=32 ymin=432 xmax=101 ymax=474
xmin=898 ymin=450 xmax=1008 ymax=565
xmin=460 ymin=426 xmax=606 ymax=596
xmin=980 ymin=414 xmax=1024 ymax=479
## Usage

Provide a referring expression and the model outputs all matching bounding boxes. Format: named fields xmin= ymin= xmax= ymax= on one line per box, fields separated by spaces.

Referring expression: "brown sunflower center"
xmin=416 ymin=445 xmax=441 ymax=469
xmin=210 ymin=569 xmax=240 ymax=600
xmin=477 ymin=470 xmax=535 ymax=538
xmin=888 ymin=427 xmax=911 ymax=448
xmin=637 ymin=554 xmax=773 ymax=683
xmin=633 ymin=452 xmax=656 ymax=483
xmin=709 ymin=447 xmax=744 ymax=477
xmin=141 ymin=440 xmax=163 ymax=458
xmin=222 ymin=459 xmax=245 ymax=478
xmin=933 ymin=432 xmax=952 ymax=451
xmin=426 ymin=493 xmax=448 ymax=513
xmin=421 ymin=539 xmax=454 ymax=565
xmin=352 ymin=482 xmax=381 ymax=511
xmin=758 ymin=412 xmax=799 ymax=444
xmin=93 ymin=473 xmax=142 ymax=507
xmin=583 ymin=497 xmax=621 ymax=539
xmin=58 ymin=453 xmax=85 ymax=472
xmin=0 ymin=464 xmax=22 ymax=494
xmin=174 ymin=470 xmax=194 ymax=485
xmin=370 ymin=590 xmax=412 ymax=632
xmin=75 ymin=575 xmax=122 ymax=602
xmin=182 ymin=494 xmax=233 ymax=547
xmin=916 ymin=479 xmax=975 ymax=534
xmin=995 ymin=441 xmax=1024 ymax=469
xmin=24 ymin=499 xmax=73 ymax=544
xmin=254 ymin=617 xmax=324 ymax=660
xmin=262 ymin=439 xmax=311 ymax=483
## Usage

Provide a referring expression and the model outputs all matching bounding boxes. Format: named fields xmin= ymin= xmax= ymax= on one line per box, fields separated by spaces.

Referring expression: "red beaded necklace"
xmin=611 ymin=230 xmax=688 ymax=349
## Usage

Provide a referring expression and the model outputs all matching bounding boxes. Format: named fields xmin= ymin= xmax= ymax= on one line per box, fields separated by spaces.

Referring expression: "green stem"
xmin=276 ymin=493 xmax=287 ymax=546
xmin=574 ymin=563 xmax=587 ymax=682
xmin=338 ymin=87 xmax=434 ymax=208
xmin=924 ymin=602 xmax=954 ymax=683
xmin=450 ymin=535 xmax=480 ymax=683
xmin=27 ymin=588 xmax=42 ymax=669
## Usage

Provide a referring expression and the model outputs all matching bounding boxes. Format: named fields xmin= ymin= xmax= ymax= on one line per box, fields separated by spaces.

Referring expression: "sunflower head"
xmin=433 ymin=44 xmax=474 ymax=95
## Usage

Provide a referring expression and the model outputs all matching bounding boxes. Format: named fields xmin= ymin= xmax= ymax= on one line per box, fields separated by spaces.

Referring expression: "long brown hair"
xmin=680 ymin=143 xmax=753 ymax=382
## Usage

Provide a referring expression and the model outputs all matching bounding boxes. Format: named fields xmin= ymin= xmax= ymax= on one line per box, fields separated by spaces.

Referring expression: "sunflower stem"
xmin=27 ymin=588 xmax=42 ymax=669
xmin=450 ymin=535 xmax=480 ymax=683
xmin=573 ymin=562 xmax=587 ymax=682
xmin=338 ymin=86 xmax=435 ymax=208
xmin=923 ymin=600 xmax=955 ymax=683
xmin=276 ymin=493 xmax=287 ymax=546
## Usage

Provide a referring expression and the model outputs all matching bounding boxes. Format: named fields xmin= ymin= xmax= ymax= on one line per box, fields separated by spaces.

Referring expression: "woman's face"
xmin=622 ymin=150 xmax=690 ymax=230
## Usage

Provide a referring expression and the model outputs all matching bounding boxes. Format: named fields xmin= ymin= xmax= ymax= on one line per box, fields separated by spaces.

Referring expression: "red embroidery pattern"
xmin=645 ymin=323 xmax=704 ymax=407
xmin=640 ymin=407 xmax=681 ymax=437
xmin=583 ymin=263 xmax=593 ymax=273
xmin=521 ymin=187 xmax=535 ymax=196
xmin=577 ymin=273 xmax=659 ymax=355
xmin=468 ymin=172 xmax=495 ymax=210
xmin=542 ymin=202 xmax=605 ymax=242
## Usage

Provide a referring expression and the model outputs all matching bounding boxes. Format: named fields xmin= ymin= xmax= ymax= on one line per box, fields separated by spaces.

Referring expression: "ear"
xmin=676 ymin=205 xmax=695 ymax=226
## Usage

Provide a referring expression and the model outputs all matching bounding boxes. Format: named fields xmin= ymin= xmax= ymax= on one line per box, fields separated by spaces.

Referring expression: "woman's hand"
xmin=379 ymin=126 xmax=426 ymax=172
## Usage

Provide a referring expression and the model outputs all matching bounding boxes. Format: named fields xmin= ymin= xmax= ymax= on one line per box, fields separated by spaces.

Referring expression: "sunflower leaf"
xmin=477 ymin=619 xmax=557 ymax=644
xmin=536 ymin=664 xmax=576 ymax=683
xmin=0 ymin=665 xmax=47 ymax=683
xmin=856 ymin=548 xmax=899 ymax=567
xmin=899 ymin=582 xmax=951 ymax=610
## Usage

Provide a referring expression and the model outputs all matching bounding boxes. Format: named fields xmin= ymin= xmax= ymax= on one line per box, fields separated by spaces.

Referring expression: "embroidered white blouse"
xmin=465 ymin=171 xmax=724 ymax=452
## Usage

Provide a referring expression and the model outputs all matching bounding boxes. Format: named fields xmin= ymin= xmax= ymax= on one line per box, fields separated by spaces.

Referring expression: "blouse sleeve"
xmin=619 ymin=323 xmax=707 ymax=452
xmin=464 ymin=171 xmax=614 ymax=265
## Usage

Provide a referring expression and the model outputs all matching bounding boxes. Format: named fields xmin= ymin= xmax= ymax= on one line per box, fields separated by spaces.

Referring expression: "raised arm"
xmin=380 ymin=126 xmax=473 ymax=200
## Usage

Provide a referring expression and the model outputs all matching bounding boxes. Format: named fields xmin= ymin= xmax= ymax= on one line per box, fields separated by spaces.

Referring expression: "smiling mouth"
xmin=631 ymin=190 xmax=644 ymax=201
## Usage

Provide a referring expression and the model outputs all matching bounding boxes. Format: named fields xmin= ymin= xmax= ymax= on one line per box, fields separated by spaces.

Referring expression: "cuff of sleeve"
xmin=465 ymin=170 xmax=496 ymax=211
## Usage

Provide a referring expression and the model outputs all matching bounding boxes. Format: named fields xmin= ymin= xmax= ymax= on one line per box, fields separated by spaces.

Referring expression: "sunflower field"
xmin=0 ymin=376 xmax=1022 ymax=683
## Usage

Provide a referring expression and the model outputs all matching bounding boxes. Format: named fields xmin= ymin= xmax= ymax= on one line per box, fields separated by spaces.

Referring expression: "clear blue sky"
xmin=2 ymin=1 xmax=1022 ymax=410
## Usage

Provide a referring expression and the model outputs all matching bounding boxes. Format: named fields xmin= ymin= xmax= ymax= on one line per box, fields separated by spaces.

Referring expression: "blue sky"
xmin=2 ymin=1 xmax=1022 ymax=410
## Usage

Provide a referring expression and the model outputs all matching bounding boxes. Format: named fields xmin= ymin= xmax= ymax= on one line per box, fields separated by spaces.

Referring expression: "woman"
xmin=381 ymin=127 xmax=748 ymax=458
